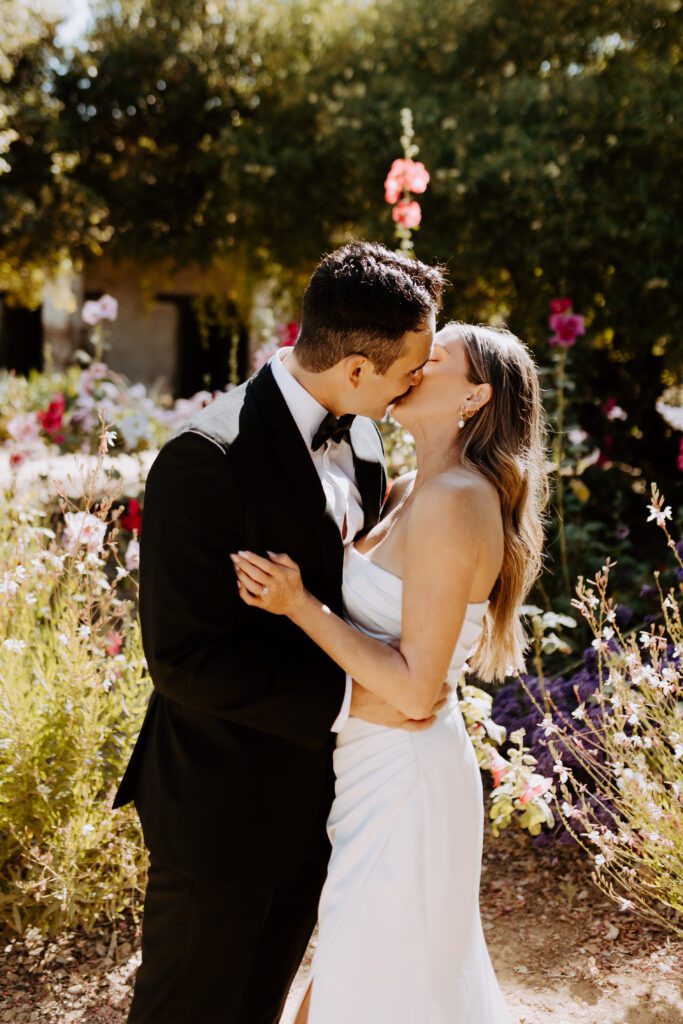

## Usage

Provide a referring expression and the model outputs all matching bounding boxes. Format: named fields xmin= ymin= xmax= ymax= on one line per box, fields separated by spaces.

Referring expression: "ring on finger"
xmin=261 ymin=586 xmax=269 ymax=596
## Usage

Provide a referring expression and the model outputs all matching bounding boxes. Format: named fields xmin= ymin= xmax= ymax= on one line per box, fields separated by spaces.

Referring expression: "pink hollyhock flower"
xmin=392 ymin=200 xmax=422 ymax=229
xmin=490 ymin=748 xmax=512 ymax=788
xmin=106 ymin=630 xmax=124 ymax=656
xmin=549 ymin=313 xmax=585 ymax=347
xmin=550 ymin=298 xmax=572 ymax=315
xmin=385 ymin=176 xmax=403 ymax=204
xmin=384 ymin=158 xmax=430 ymax=203
xmin=678 ymin=437 xmax=683 ymax=472
xmin=63 ymin=511 xmax=107 ymax=556
xmin=519 ymin=775 xmax=553 ymax=805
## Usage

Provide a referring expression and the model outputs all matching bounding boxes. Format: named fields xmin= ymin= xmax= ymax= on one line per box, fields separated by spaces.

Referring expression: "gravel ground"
xmin=2 ymin=827 xmax=681 ymax=1024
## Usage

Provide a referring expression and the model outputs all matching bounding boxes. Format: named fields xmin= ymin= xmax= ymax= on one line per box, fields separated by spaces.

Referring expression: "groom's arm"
xmin=138 ymin=431 xmax=345 ymax=751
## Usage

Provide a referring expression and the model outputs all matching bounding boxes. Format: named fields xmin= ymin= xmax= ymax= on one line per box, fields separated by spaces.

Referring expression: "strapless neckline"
xmin=347 ymin=544 xmax=490 ymax=609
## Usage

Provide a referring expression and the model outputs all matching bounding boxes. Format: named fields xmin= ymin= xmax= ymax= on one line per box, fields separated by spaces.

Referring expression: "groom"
xmin=113 ymin=241 xmax=446 ymax=1023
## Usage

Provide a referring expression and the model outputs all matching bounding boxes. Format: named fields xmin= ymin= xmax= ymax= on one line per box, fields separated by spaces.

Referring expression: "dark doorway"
xmin=0 ymin=299 xmax=44 ymax=374
xmin=157 ymin=293 xmax=249 ymax=399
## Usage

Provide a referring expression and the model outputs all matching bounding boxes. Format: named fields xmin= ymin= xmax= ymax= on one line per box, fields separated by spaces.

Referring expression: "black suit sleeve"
xmin=138 ymin=431 xmax=346 ymax=750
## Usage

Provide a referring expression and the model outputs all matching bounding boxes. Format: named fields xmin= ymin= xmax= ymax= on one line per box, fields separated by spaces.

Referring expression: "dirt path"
xmin=2 ymin=829 xmax=681 ymax=1023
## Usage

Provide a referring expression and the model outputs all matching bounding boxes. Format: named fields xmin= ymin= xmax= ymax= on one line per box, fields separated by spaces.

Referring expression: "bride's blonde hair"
xmin=441 ymin=321 xmax=551 ymax=682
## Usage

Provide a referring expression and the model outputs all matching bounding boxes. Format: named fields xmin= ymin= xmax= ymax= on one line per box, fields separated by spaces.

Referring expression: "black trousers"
xmin=127 ymin=856 xmax=327 ymax=1024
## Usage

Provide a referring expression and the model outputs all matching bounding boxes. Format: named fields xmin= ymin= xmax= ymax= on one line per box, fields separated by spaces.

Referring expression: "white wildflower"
xmin=539 ymin=715 xmax=557 ymax=737
xmin=3 ymin=638 xmax=25 ymax=653
xmin=125 ymin=538 xmax=140 ymax=571
xmin=646 ymin=503 xmax=672 ymax=527
xmin=0 ymin=574 xmax=19 ymax=596
xmin=63 ymin=511 xmax=107 ymax=556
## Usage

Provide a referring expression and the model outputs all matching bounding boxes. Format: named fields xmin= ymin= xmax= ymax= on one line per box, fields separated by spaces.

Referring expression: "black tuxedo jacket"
xmin=112 ymin=362 xmax=387 ymax=887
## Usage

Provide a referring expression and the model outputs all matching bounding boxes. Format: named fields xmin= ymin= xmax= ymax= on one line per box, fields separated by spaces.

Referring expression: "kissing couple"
xmin=114 ymin=240 xmax=548 ymax=1023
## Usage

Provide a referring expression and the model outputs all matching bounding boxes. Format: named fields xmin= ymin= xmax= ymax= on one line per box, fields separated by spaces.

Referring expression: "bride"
xmin=231 ymin=321 xmax=548 ymax=1024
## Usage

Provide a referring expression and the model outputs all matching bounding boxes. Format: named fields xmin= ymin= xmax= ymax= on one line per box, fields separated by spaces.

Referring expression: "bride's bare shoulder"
xmin=410 ymin=469 xmax=500 ymax=532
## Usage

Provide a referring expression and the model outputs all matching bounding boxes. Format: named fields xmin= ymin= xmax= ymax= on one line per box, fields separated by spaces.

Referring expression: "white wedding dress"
xmin=289 ymin=544 xmax=512 ymax=1024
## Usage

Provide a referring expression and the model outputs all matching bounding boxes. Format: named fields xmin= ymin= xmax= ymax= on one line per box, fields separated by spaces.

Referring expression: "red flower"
xmin=37 ymin=394 xmax=66 ymax=440
xmin=550 ymin=298 xmax=572 ymax=315
xmin=278 ymin=321 xmax=299 ymax=347
xmin=392 ymin=200 xmax=422 ymax=229
xmin=120 ymin=498 xmax=142 ymax=534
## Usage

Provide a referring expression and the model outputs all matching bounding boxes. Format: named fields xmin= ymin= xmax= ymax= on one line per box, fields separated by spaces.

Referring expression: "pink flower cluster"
xmin=548 ymin=298 xmax=585 ymax=348
xmin=384 ymin=158 xmax=430 ymax=229
xmin=82 ymin=294 xmax=119 ymax=326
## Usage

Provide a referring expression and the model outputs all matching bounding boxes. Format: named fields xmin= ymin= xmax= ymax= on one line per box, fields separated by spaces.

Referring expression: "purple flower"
xmin=615 ymin=604 xmax=634 ymax=628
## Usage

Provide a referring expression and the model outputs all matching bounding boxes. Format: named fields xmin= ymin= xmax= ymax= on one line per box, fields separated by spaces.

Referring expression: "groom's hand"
xmin=350 ymin=680 xmax=451 ymax=731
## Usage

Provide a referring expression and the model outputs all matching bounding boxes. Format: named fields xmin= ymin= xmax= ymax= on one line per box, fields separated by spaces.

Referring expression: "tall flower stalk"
xmin=547 ymin=298 xmax=586 ymax=598
xmin=384 ymin=108 xmax=430 ymax=254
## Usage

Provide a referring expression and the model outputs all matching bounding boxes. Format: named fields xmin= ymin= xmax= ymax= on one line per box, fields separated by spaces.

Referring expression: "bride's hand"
xmin=230 ymin=550 xmax=307 ymax=616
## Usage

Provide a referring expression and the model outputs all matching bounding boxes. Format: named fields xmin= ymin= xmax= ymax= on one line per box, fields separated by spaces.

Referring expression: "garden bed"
xmin=2 ymin=828 xmax=680 ymax=1024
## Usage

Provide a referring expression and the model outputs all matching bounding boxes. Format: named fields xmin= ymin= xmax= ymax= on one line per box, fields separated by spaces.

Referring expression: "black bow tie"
xmin=311 ymin=412 xmax=356 ymax=452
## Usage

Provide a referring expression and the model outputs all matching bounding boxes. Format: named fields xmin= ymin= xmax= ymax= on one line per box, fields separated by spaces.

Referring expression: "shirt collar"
xmin=269 ymin=346 xmax=329 ymax=450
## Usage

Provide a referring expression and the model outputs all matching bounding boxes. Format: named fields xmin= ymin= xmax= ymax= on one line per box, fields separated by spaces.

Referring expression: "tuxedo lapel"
xmin=249 ymin=363 xmax=386 ymax=572
xmin=349 ymin=419 xmax=386 ymax=536
xmin=249 ymin=364 xmax=344 ymax=582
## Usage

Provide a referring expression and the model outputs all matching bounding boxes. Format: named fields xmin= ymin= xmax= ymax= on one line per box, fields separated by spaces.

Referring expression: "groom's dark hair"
xmin=295 ymin=241 xmax=447 ymax=374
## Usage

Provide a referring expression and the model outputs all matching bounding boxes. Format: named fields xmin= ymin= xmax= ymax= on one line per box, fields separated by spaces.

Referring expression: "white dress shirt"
xmin=270 ymin=347 xmax=361 ymax=732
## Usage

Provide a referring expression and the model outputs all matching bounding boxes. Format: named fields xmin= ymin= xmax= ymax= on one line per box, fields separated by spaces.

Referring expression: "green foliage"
xmin=0 ymin=473 xmax=149 ymax=935
xmin=2 ymin=0 xmax=681 ymax=602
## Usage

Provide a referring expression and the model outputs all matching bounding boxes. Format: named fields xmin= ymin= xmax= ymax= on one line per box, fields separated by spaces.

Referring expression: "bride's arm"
xmin=232 ymin=480 xmax=483 ymax=720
